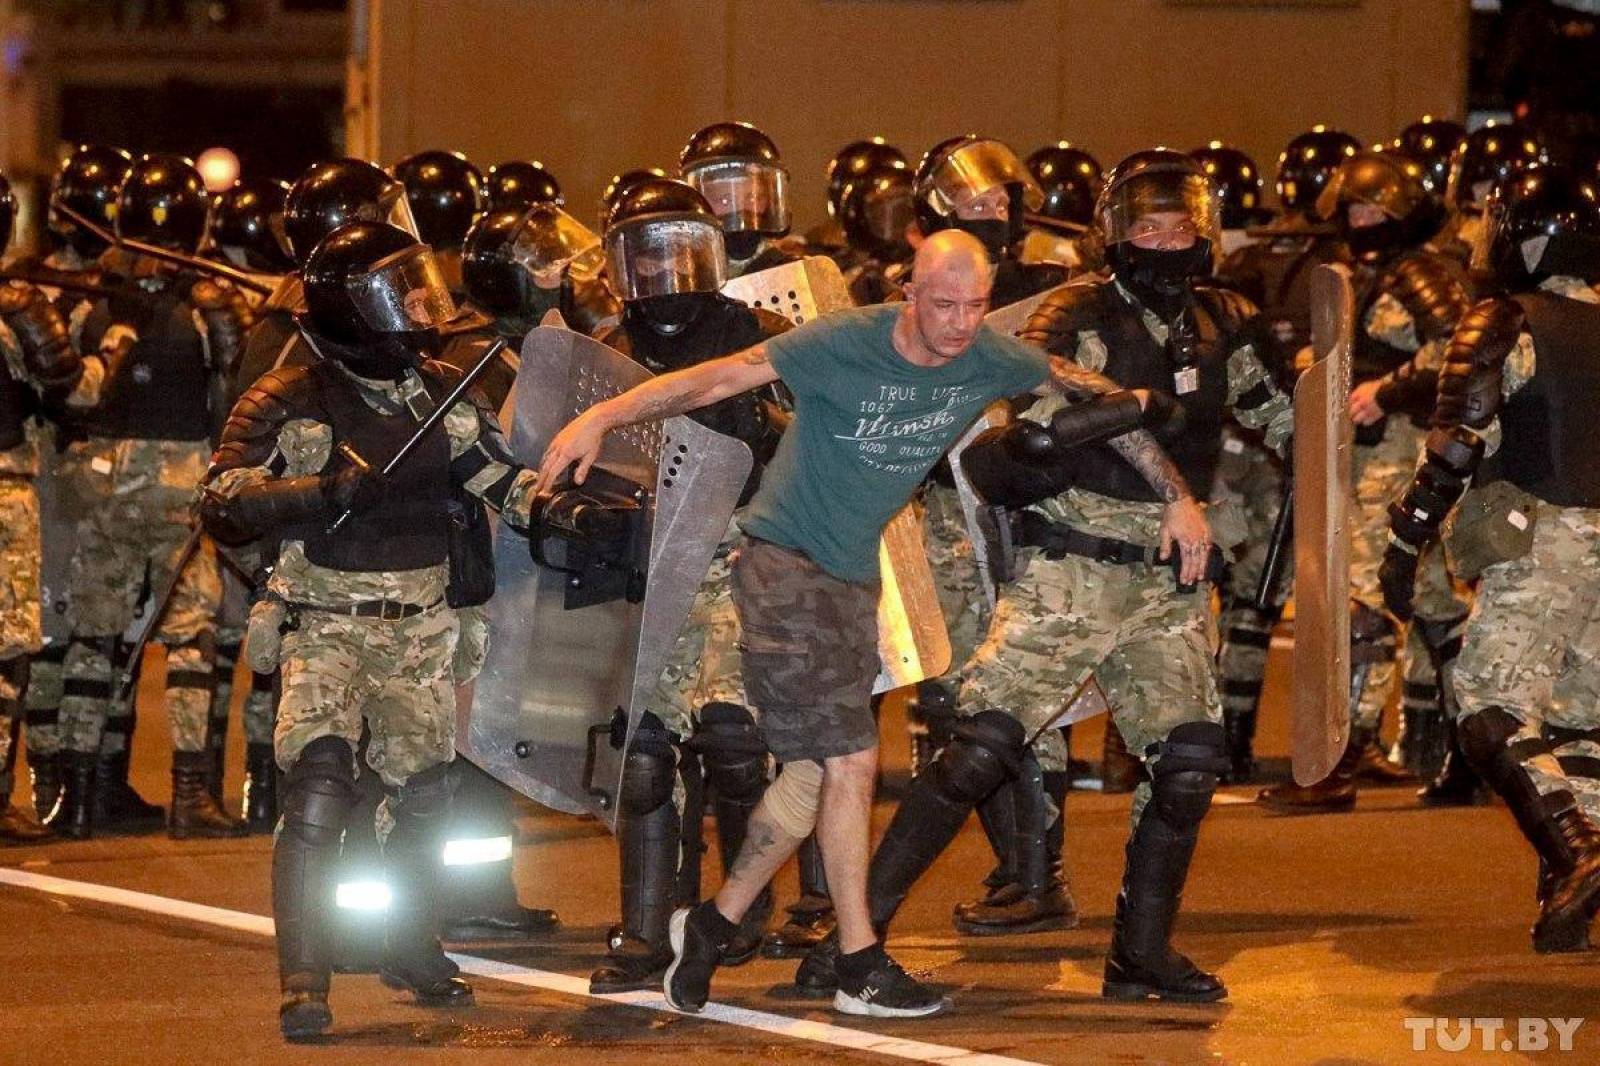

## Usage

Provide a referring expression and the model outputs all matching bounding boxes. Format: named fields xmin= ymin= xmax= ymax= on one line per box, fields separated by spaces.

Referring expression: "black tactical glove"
xmin=1379 ymin=540 xmax=1419 ymax=622
xmin=321 ymin=464 xmax=389 ymax=519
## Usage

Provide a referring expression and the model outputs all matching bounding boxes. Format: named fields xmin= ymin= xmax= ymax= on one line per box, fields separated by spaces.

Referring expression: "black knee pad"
xmin=926 ymin=710 xmax=1026 ymax=806
xmin=1350 ymin=603 xmax=1397 ymax=664
xmin=1459 ymin=705 xmax=1546 ymax=780
xmin=389 ymin=760 xmax=455 ymax=824
xmin=692 ymin=702 xmax=768 ymax=802
xmin=1149 ymin=721 xmax=1226 ymax=827
xmin=281 ymin=736 xmax=356 ymax=849
xmin=1413 ymin=613 xmax=1468 ymax=665
xmin=620 ymin=717 xmax=677 ymax=818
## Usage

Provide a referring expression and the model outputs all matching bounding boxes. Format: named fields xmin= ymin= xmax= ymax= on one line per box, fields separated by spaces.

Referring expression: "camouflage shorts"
xmin=0 ymin=477 xmax=42 ymax=659
xmin=730 ymin=537 xmax=881 ymax=763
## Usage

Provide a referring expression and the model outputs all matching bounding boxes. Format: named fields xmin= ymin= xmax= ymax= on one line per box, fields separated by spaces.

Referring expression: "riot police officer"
xmin=485 ymin=159 xmax=562 ymax=214
xmin=914 ymin=134 xmax=1069 ymax=305
xmin=1021 ymin=142 xmax=1103 ymax=272
xmin=1434 ymin=122 xmax=1545 ymax=267
xmin=53 ymin=153 xmax=251 ymax=840
xmin=209 ymin=177 xmax=295 ymax=283
xmin=392 ymin=150 xmax=486 ymax=294
xmin=461 ymin=202 xmax=618 ymax=343
xmin=680 ymin=122 xmax=799 ymax=277
xmin=1190 ymin=142 xmax=1274 ymax=256
xmin=585 ymin=177 xmax=796 ymax=993
xmin=833 ymin=158 xmax=914 ymax=305
xmin=202 ymin=219 xmax=543 ymax=1038
xmin=805 ymin=138 xmax=906 ymax=258
xmin=1381 ymin=164 xmax=1600 ymax=953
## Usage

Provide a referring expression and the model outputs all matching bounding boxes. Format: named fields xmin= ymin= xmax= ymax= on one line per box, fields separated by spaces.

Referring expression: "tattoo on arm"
xmin=1108 ymin=429 xmax=1191 ymax=503
xmin=1042 ymin=355 xmax=1119 ymax=399
xmin=728 ymin=818 xmax=783 ymax=882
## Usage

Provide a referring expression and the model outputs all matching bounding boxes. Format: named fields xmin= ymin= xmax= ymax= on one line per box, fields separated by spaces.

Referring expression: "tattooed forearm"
xmin=1041 ymin=355 xmax=1120 ymax=400
xmin=609 ymin=345 xmax=777 ymax=428
xmin=1108 ymin=428 xmax=1192 ymax=503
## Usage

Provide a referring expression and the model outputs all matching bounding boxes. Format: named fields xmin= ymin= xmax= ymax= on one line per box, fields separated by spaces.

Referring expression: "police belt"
xmin=284 ymin=596 xmax=443 ymax=622
xmin=1012 ymin=512 xmax=1225 ymax=589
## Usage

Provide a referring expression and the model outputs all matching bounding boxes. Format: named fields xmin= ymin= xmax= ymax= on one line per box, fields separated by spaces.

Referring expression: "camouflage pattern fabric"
xmin=1211 ymin=425 xmax=1288 ymax=722
xmin=730 ymin=537 xmax=881 ymax=763
xmin=0 ymin=477 xmax=42 ymax=660
xmin=653 ymin=541 xmax=748 ymax=742
xmin=1455 ymin=507 xmax=1600 ymax=820
xmin=213 ymin=565 xmax=279 ymax=749
xmin=57 ymin=438 xmax=220 ymax=754
xmin=452 ymin=603 xmax=492 ymax=687
xmin=275 ymin=604 xmax=459 ymax=789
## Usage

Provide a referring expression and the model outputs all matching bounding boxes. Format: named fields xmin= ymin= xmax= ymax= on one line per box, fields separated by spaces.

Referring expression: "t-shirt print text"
xmin=835 ymin=383 xmax=983 ymax=475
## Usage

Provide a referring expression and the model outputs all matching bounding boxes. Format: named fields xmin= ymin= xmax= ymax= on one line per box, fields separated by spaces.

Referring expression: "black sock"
xmin=693 ymin=899 xmax=740 ymax=942
xmin=836 ymin=942 xmax=887 ymax=982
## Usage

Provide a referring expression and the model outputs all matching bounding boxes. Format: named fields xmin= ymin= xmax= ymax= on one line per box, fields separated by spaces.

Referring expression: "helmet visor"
xmin=510 ymin=205 xmax=605 ymax=287
xmin=604 ymin=215 xmax=727 ymax=301
xmin=685 ymin=161 xmax=790 ymax=235
xmin=863 ymin=183 xmax=914 ymax=244
xmin=924 ymin=139 xmax=1044 ymax=219
xmin=1099 ymin=169 xmax=1222 ymax=251
xmin=1471 ymin=196 xmax=1504 ymax=274
xmin=383 ymin=189 xmax=422 ymax=241
xmin=346 ymin=244 xmax=459 ymax=334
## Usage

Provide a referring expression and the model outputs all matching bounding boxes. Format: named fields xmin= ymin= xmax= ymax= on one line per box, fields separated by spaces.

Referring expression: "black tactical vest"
xmin=1481 ymin=291 xmax=1600 ymax=508
xmin=0 ymin=366 xmax=35 ymax=451
xmin=1070 ymin=285 xmax=1235 ymax=503
xmin=89 ymin=283 xmax=211 ymax=441
xmin=991 ymin=257 xmax=1068 ymax=308
xmin=289 ymin=362 xmax=453 ymax=572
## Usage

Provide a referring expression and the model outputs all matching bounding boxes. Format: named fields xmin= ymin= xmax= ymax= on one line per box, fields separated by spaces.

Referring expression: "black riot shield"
xmin=460 ymin=324 xmax=752 ymax=827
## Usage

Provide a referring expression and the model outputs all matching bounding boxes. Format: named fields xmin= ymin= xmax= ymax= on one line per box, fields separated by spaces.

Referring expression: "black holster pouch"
xmin=445 ymin=490 xmax=496 ymax=609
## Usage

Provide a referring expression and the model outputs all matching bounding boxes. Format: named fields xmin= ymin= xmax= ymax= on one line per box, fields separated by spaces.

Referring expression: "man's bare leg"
xmin=812 ymin=746 xmax=879 ymax=953
xmin=713 ymin=808 xmax=805 ymax=922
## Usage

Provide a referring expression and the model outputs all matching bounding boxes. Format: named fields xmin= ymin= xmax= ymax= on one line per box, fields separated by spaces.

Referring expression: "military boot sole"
xmin=1101 ymin=977 xmax=1228 ymax=1003
xmin=760 ymin=916 xmax=836 ymax=959
xmin=168 ymin=820 xmax=249 ymax=840
xmin=953 ymin=909 xmax=1079 ymax=937
xmin=1532 ymin=855 xmax=1600 ymax=954
xmin=378 ymin=969 xmax=476 ymax=1008
xmin=588 ymin=951 xmax=672 ymax=995
xmin=279 ymin=996 xmax=332 ymax=1042
xmin=1255 ymin=786 xmax=1357 ymax=814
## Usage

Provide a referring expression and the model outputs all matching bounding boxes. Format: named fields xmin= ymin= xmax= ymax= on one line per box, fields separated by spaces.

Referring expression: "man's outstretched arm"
xmin=537 ymin=343 xmax=780 ymax=488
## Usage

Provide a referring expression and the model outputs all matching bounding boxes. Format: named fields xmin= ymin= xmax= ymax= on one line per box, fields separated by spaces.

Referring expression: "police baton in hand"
xmin=325 ymin=336 xmax=509 ymax=535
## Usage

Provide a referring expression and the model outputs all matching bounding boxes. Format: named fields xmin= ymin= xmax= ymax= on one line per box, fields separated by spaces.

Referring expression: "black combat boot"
xmin=0 ymin=713 xmax=51 ymax=843
xmin=1101 ymin=721 xmax=1142 ymax=794
xmin=590 ymin=718 xmax=681 ymax=994
xmin=791 ymin=711 xmax=1025 ymax=996
xmin=94 ymin=715 xmax=165 ymax=831
xmin=1103 ymin=722 xmax=1227 ymax=1003
xmin=1417 ymin=721 xmax=1486 ymax=806
xmin=44 ymin=749 xmax=96 ymax=840
xmin=378 ymin=763 xmax=474 ymax=1008
xmin=440 ymin=760 xmax=558 ymax=943
xmin=1255 ymin=726 xmax=1364 ymax=813
xmin=244 ymin=742 xmax=281 ymax=832
xmin=955 ymin=752 xmax=1077 ymax=935
xmin=1221 ymin=708 xmax=1258 ymax=785
xmin=30 ymin=749 xmax=62 ymax=825
xmin=169 ymin=750 xmax=248 ymax=839
xmin=692 ymin=703 xmax=773 ymax=966
xmin=763 ymin=835 xmax=835 ymax=958
xmin=951 ymin=780 xmax=1023 ymax=925
xmin=1459 ymin=708 xmax=1600 ymax=953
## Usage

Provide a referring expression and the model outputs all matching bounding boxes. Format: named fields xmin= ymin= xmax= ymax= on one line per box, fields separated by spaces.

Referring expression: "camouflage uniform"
xmin=962 ymin=313 xmax=1293 ymax=824
xmin=0 ymin=410 xmax=43 ymax=805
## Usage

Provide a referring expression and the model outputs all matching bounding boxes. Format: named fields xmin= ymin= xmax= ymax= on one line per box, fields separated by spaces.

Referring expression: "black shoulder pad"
xmin=1018 ymin=280 xmax=1110 ymax=356
xmin=1385 ymin=252 xmax=1471 ymax=343
xmin=212 ymin=364 xmax=319 ymax=473
xmin=751 ymin=306 xmax=795 ymax=340
xmin=1433 ymin=296 xmax=1524 ymax=430
xmin=1193 ymin=283 xmax=1260 ymax=336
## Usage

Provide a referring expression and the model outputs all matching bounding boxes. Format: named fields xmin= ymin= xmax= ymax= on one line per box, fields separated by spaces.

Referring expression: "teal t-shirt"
xmin=741 ymin=304 xmax=1048 ymax=582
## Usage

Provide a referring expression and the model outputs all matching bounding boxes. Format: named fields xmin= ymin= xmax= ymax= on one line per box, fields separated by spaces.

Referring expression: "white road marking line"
xmin=0 ymin=866 xmax=1045 ymax=1066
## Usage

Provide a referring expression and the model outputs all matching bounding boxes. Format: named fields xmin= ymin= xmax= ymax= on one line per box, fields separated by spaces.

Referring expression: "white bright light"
xmin=442 ymin=835 xmax=514 ymax=867
xmin=335 ymin=879 xmax=392 ymax=912
xmin=196 ymin=147 xmax=240 ymax=192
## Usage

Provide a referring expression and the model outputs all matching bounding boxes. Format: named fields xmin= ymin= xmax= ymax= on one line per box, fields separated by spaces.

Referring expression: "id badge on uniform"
xmin=1174 ymin=367 xmax=1199 ymax=395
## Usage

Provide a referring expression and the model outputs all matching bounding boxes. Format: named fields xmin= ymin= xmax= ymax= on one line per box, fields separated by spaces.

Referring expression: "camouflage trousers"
xmin=653 ymin=548 xmax=748 ymax=744
xmin=1210 ymin=428 xmax=1288 ymax=722
xmin=1455 ymin=508 xmax=1600 ymax=821
xmin=1349 ymin=419 xmax=1472 ymax=730
xmin=58 ymin=440 xmax=221 ymax=755
xmin=923 ymin=484 xmax=1073 ymax=773
xmin=212 ymin=565 xmax=278 ymax=749
xmin=961 ymin=548 xmax=1221 ymax=826
xmin=0 ymin=477 xmax=41 ymax=794
xmin=275 ymin=602 xmax=458 ymax=794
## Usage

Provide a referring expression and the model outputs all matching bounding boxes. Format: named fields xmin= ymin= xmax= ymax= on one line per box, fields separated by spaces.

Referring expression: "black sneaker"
xmin=664 ymin=903 xmax=734 ymax=1014
xmin=832 ymin=946 xmax=950 ymax=1018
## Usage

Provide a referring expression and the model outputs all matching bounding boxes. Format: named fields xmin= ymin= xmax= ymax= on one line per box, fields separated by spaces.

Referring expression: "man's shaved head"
xmin=898 ymin=229 xmax=995 ymax=364
xmin=911 ymin=229 xmax=993 ymax=285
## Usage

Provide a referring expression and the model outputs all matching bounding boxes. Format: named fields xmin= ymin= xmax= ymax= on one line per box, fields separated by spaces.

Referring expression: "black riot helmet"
xmin=0 ymin=172 xmax=13 ymax=254
xmin=597 ymin=167 xmax=667 ymax=232
xmin=1098 ymin=149 xmax=1222 ymax=314
xmin=914 ymin=134 xmax=1044 ymax=259
xmin=115 ymin=153 xmax=210 ymax=253
xmin=1189 ymin=142 xmax=1272 ymax=230
xmin=825 ymin=138 xmax=905 ymax=219
xmin=679 ymin=121 xmax=790 ymax=259
xmin=462 ymin=202 xmax=603 ymax=322
xmin=486 ymin=159 xmax=562 ymax=212
xmin=838 ymin=159 xmax=914 ymax=262
xmin=209 ymin=177 xmax=293 ymax=273
xmin=1475 ymin=164 xmax=1600 ymax=287
xmin=50 ymin=144 xmax=133 ymax=257
xmin=391 ymin=150 xmax=485 ymax=251
xmin=301 ymin=220 xmax=459 ymax=378
xmin=604 ymin=178 xmax=727 ymax=334
xmin=1446 ymin=122 xmax=1545 ymax=214
xmin=1275 ymin=126 xmax=1362 ymax=216
xmin=1395 ymin=116 xmax=1466 ymax=193
xmin=1026 ymin=142 xmax=1102 ymax=228
xmin=1317 ymin=150 xmax=1435 ymax=261
xmin=284 ymin=158 xmax=417 ymax=265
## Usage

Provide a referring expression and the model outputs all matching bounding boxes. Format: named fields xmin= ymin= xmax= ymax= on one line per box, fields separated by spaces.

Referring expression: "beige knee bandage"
xmin=760 ymin=758 xmax=824 ymax=839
